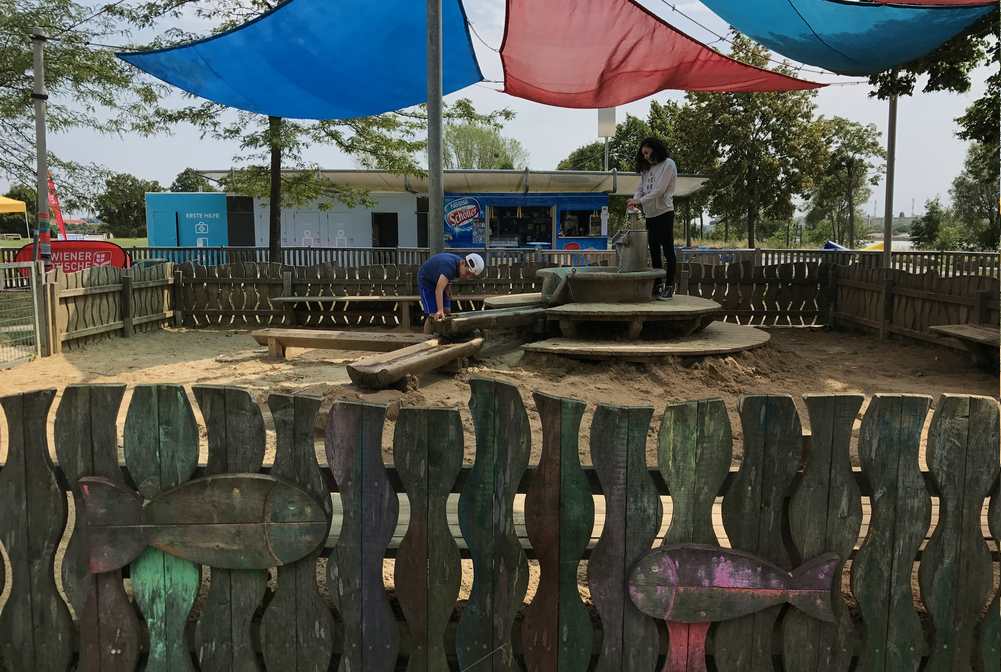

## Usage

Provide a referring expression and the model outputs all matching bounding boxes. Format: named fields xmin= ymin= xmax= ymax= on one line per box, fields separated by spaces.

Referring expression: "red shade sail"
xmin=500 ymin=0 xmax=823 ymax=108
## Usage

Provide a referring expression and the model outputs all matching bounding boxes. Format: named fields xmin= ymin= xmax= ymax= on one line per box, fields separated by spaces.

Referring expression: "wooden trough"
xmin=347 ymin=337 xmax=484 ymax=389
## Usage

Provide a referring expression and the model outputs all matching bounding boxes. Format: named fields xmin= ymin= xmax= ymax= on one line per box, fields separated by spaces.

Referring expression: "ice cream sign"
xmin=445 ymin=198 xmax=481 ymax=229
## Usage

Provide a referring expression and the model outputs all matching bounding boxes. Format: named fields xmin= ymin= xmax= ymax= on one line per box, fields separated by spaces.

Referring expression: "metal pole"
xmin=603 ymin=137 xmax=609 ymax=172
xmin=882 ymin=95 xmax=897 ymax=270
xmin=427 ymin=0 xmax=444 ymax=254
xmin=31 ymin=28 xmax=50 ymax=267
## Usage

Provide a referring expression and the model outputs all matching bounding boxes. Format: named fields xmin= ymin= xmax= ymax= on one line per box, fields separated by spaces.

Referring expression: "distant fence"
xmin=0 ymin=381 xmax=997 ymax=670
xmin=44 ymin=263 xmax=175 ymax=351
xmin=832 ymin=264 xmax=999 ymax=348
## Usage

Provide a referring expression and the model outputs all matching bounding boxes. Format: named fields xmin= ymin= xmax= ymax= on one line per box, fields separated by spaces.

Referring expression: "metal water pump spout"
xmin=611 ymin=208 xmax=651 ymax=273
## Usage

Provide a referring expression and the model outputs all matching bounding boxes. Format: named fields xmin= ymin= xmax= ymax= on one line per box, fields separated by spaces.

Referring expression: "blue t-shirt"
xmin=418 ymin=253 xmax=463 ymax=290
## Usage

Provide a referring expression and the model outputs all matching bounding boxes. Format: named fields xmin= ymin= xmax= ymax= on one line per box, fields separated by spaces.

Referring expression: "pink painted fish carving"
xmin=629 ymin=544 xmax=839 ymax=623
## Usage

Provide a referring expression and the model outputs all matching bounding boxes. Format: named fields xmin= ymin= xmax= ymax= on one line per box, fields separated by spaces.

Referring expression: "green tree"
xmin=0 ymin=184 xmax=35 ymax=236
xmin=557 ymin=115 xmax=653 ymax=171
xmin=910 ymin=198 xmax=949 ymax=249
xmin=95 ymin=173 xmax=162 ymax=238
xmin=683 ymin=34 xmax=825 ymax=248
xmin=0 ymin=0 xmax=167 ymax=203
xmin=807 ymin=118 xmax=885 ymax=247
xmin=170 ymin=168 xmax=218 ymax=193
xmin=444 ymin=122 xmax=528 ymax=169
xmin=950 ymin=141 xmax=1000 ymax=250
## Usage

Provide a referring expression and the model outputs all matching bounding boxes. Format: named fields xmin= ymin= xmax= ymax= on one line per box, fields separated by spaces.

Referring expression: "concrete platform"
xmin=523 ymin=321 xmax=769 ymax=360
xmin=545 ymin=296 xmax=721 ymax=338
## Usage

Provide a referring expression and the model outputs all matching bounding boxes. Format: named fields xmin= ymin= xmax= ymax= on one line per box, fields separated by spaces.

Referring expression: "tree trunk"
xmin=847 ymin=183 xmax=856 ymax=249
xmin=747 ymin=207 xmax=757 ymax=249
xmin=268 ymin=115 xmax=282 ymax=264
xmin=699 ymin=209 xmax=705 ymax=241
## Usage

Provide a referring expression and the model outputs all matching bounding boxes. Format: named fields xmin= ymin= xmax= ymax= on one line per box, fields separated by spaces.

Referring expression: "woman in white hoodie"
xmin=627 ymin=137 xmax=677 ymax=300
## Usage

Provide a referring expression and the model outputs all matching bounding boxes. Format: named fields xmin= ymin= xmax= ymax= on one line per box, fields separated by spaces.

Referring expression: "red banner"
xmin=47 ymin=173 xmax=67 ymax=240
xmin=15 ymin=240 xmax=131 ymax=273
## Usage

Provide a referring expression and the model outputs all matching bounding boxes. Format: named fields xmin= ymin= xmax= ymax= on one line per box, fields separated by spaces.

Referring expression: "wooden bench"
xmin=271 ymin=294 xmax=494 ymax=330
xmin=251 ymin=328 xmax=432 ymax=360
xmin=929 ymin=323 xmax=999 ymax=370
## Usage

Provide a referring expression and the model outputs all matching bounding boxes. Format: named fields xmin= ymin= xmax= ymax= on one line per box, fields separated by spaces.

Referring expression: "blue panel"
xmin=145 ymin=193 xmax=228 ymax=247
xmin=699 ymin=0 xmax=994 ymax=75
xmin=119 ymin=0 xmax=483 ymax=119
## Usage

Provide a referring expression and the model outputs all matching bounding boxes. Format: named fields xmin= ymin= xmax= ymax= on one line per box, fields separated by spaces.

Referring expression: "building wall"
xmin=254 ymin=193 xmax=420 ymax=247
xmin=146 ymin=193 xmax=228 ymax=247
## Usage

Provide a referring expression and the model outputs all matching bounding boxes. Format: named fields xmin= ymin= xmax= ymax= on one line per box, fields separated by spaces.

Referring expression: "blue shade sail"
xmin=118 ymin=0 xmax=483 ymax=119
xmin=697 ymin=0 xmax=995 ymax=75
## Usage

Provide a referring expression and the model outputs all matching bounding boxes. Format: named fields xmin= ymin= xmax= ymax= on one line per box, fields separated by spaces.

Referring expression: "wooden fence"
xmin=832 ymin=264 xmax=999 ymax=347
xmin=45 ymin=263 xmax=175 ymax=351
xmin=0 ymin=381 xmax=997 ymax=671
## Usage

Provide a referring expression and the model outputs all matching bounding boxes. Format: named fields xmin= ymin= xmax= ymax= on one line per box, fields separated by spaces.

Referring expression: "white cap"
xmin=465 ymin=253 xmax=485 ymax=276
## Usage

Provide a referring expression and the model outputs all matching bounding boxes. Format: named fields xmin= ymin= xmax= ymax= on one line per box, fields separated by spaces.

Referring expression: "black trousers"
xmin=646 ymin=210 xmax=676 ymax=285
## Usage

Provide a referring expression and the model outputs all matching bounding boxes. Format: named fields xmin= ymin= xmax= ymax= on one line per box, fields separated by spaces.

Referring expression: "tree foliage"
xmin=444 ymin=122 xmax=528 ymax=169
xmin=0 ymin=183 xmax=34 ymax=234
xmin=557 ymin=115 xmax=652 ymax=171
xmin=94 ymin=173 xmax=162 ymax=237
xmin=170 ymin=168 xmax=218 ymax=193
xmin=950 ymin=141 xmax=1000 ymax=250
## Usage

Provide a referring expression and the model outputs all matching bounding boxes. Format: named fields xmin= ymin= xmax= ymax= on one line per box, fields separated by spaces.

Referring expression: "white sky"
xmin=4 ymin=0 xmax=989 ymax=218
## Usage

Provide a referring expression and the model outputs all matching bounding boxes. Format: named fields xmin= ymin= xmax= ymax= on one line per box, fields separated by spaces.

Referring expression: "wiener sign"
xmin=15 ymin=240 xmax=131 ymax=273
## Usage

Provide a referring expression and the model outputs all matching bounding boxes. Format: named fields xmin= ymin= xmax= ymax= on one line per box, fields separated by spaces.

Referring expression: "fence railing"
xmin=44 ymin=263 xmax=175 ymax=351
xmin=832 ymin=264 xmax=1000 ymax=346
xmin=0 ymin=262 xmax=44 ymax=366
xmin=0 ymin=381 xmax=997 ymax=670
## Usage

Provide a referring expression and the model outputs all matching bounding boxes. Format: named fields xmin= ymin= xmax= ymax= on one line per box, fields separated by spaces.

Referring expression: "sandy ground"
xmin=1 ymin=325 xmax=994 ymax=467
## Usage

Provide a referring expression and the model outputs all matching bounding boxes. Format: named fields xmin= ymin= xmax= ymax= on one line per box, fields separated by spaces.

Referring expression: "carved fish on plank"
xmin=629 ymin=544 xmax=839 ymax=623
xmin=80 ymin=473 xmax=329 ymax=572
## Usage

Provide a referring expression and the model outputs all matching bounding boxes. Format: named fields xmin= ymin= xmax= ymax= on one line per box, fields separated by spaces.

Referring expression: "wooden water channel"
xmin=0 ymin=381 xmax=997 ymax=671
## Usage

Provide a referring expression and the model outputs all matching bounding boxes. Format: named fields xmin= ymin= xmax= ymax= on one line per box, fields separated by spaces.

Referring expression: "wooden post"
xmin=121 ymin=273 xmax=133 ymax=337
xmin=32 ymin=261 xmax=51 ymax=357
xmin=174 ymin=269 xmax=184 ymax=327
xmin=281 ymin=271 xmax=294 ymax=326
xmin=974 ymin=289 xmax=992 ymax=326
xmin=47 ymin=277 xmax=61 ymax=354
xmin=879 ymin=269 xmax=893 ymax=340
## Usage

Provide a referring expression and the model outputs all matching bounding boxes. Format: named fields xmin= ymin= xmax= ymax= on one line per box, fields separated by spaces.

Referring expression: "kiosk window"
xmin=488 ymin=206 xmax=552 ymax=247
xmin=560 ymin=210 xmax=602 ymax=237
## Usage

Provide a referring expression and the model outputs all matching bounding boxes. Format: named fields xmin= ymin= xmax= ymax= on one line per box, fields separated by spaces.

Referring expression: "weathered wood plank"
xmin=192 ymin=386 xmax=268 ymax=672
xmin=979 ymin=473 xmax=1001 ymax=672
xmin=715 ymin=395 xmax=802 ymax=672
xmin=456 ymin=379 xmax=531 ymax=672
xmin=588 ymin=403 xmax=661 ymax=672
xmin=659 ymin=398 xmax=731 ymax=546
xmin=124 ymin=384 xmax=200 ymax=672
xmin=851 ymin=395 xmax=932 ymax=672
xmin=327 ymin=401 xmax=399 ymax=671
xmin=522 ymin=392 xmax=593 ymax=671
xmin=55 ymin=384 xmax=141 ymax=672
xmin=784 ymin=395 xmax=864 ymax=672
xmin=394 ymin=407 xmax=464 ymax=672
xmin=0 ymin=390 xmax=75 ymax=672
xmin=261 ymin=394 xmax=334 ymax=672
xmin=919 ymin=396 xmax=999 ymax=671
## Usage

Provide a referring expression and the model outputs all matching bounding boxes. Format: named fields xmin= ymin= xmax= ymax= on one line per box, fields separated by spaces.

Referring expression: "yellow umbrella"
xmin=0 ymin=196 xmax=30 ymax=238
xmin=861 ymin=241 xmax=884 ymax=252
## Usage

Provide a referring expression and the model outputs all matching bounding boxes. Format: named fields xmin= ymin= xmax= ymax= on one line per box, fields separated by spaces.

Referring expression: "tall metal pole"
xmin=882 ymin=95 xmax=897 ymax=270
xmin=427 ymin=0 xmax=444 ymax=254
xmin=603 ymin=137 xmax=609 ymax=172
xmin=31 ymin=28 xmax=51 ymax=267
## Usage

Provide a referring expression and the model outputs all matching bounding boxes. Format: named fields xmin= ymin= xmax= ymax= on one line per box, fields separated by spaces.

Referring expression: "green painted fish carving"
xmin=80 ymin=473 xmax=330 ymax=572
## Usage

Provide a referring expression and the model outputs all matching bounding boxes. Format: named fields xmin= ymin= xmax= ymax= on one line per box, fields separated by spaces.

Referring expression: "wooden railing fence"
xmin=832 ymin=264 xmax=999 ymax=347
xmin=0 ymin=381 xmax=997 ymax=671
xmin=44 ymin=263 xmax=175 ymax=351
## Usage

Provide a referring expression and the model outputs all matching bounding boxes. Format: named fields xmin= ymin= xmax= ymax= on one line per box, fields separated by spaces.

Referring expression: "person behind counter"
xmin=627 ymin=137 xmax=677 ymax=300
xmin=417 ymin=252 xmax=486 ymax=332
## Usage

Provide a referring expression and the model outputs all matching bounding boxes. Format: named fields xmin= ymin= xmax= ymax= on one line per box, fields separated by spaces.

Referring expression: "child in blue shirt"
xmin=418 ymin=252 xmax=485 ymax=330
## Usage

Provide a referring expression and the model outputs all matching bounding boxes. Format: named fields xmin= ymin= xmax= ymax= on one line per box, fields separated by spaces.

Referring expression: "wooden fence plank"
xmin=919 ymin=396 xmax=999 ymax=671
xmin=261 ymin=394 xmax=334 ymax=672
xmin=714 ymin=395 xmax=802 ymax=672
xmin=192 ymin=386 xmax=268 ymax=672
xmin=0 ymin=390 xmax=75 ymax=672
xmin=784 ymin=395 xmax=864 ymax=672
xmin=55 ymin=384 xmax=141 ymax=672
xmin=456 ymin=379 xmax=531 ymax=672
xmin=659 ymin=398 xmax=731 ymax=546
xmin=124 ymin=384 xmax=200 ymax=672
xmin=522 ymin=392 xmax=593 ymax=672
xmin=327 ymin=401 xmax=399 ymax=671
xmin=851 ymin=395 xmax=932 ymax=672
xmin=394 ymin=407 xmax=464 ymax=672
xmin=588 ymin=403 xmax=661 ymax=672
xmin=980 ymin=473 xmax=1001 ymax=672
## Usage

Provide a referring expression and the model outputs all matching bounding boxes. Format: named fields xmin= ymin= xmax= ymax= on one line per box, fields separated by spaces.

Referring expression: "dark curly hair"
xmin=634 ymin=137 xmax=669 ymax=174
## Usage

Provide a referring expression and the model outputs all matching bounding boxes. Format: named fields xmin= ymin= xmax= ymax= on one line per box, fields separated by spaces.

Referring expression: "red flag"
xmin=47 ymin=173 xmax=67 ymax=240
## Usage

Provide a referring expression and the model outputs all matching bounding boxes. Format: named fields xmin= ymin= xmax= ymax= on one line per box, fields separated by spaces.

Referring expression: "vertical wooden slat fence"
xmin=0 ymin=382 xmax=998 ymax=671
